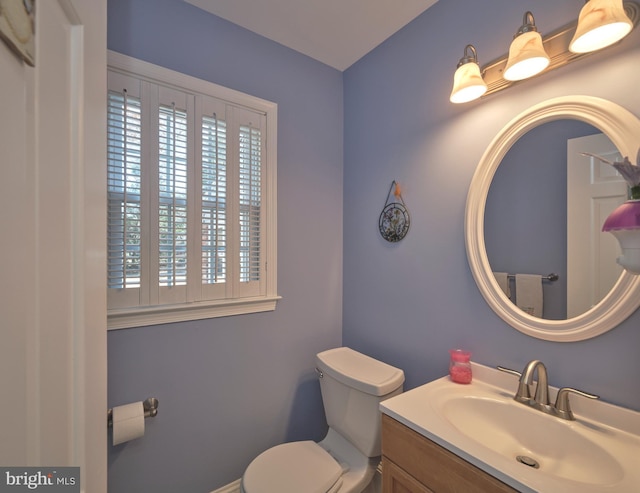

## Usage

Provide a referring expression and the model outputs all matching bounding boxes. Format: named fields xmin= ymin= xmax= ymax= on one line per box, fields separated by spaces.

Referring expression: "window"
xmin=107 ymin=52 xmax=278 ymax=329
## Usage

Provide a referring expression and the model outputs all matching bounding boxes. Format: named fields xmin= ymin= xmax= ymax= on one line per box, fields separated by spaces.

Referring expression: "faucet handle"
xmin=497 ymin=366 xmax=521 ymax=377
xmin=497 ymin=366 xmax=531 ymax=403
xmin=554 ymin=387 xmax=600 ymax=420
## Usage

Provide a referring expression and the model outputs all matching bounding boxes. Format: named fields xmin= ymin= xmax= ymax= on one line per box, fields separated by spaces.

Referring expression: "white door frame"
xmin=69 ymin=1 xmax=108 ymax=489
xmin=0 ymin=0 xmax=107 ymax=490
xmin=54 ymin=1 xmax=108 ymax=490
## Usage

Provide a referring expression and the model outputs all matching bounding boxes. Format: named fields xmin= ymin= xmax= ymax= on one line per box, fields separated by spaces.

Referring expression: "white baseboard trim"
xmin=211 ymin=478 xmax=241 ymax=493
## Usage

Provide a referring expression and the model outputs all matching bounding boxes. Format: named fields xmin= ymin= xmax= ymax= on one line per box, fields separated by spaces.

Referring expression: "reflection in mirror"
xmin=484 ymin=120 xmax=624 ymax=321
xmin=465 ymin=96 xmax=640 ymax=341
xmin=566 ymin=134 xmax=627 ymax=318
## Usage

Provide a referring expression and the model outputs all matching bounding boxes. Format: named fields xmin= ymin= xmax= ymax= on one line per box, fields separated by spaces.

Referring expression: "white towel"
xmin=493 ymin=272 xmax=511 ymax=298
xmin=515 ymin=274 xmax=543 ymax=317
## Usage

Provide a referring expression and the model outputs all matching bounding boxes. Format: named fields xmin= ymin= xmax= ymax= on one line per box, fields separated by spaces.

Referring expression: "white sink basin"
xmin=439 ymin=394 xmax=623 ymax=486
xmin=380 ymin=363 xmax=640 ymax=493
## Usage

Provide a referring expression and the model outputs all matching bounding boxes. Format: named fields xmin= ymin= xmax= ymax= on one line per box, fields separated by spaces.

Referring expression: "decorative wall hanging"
xmin=379 ymin=180 xmax=410 ymax=242
xmin=0 ymin=0 xmax=35 ymax=66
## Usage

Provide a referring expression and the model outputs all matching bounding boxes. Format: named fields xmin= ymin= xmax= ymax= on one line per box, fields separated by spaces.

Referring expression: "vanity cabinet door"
xmin=382 ymin=414 xmax=517 ymax=493
xmin=383 ymin=458 xmax=434 ymax=493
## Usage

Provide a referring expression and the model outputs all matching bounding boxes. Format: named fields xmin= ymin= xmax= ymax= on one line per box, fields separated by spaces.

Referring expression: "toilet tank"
xmin=316 ymin=347 xmax=404 ymax=457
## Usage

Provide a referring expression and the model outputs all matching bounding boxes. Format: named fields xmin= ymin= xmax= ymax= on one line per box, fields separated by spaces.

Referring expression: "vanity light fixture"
xmin=570 ymin=0 xmax=634 ymax=53
xmin=450 ymin=1 xmax=639 ymax=103
xmin=450 ymin=45 xmax=488 ymax=104
xmin=503 ymin=12 xmax=550 ymax=81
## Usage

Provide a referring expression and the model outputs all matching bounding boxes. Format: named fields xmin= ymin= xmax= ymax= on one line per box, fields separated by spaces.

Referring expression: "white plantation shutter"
xmin=107 ymin=53 xmax=278 ymax=329
xmin=107 ymin=91 xmax=142 ymax=288
xmin=158 ymin=103 xmax=189 ymax=288
xmin=201 ymin=112 xmax=228 ymax=288
xmin=238 ymin=122 xmax=263 ymax=294
xmin=107 ymin=71 xmax=144 ymax=309
xmin=154 ymin=86 xmax=193 ymax=306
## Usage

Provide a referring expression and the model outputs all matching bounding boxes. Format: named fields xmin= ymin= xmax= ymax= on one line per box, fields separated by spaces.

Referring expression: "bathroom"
xmin=108 ymin=0 xmax=640 ymax=492
xmin=1 ymin=0 xmax=639 ymax=491
xmin=106 ymin=0 xmax=640 ymax=489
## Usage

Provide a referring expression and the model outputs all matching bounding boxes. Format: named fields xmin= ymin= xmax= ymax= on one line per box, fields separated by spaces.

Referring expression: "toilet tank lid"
xmin=316 ymin=347 xmax=404 ymax=396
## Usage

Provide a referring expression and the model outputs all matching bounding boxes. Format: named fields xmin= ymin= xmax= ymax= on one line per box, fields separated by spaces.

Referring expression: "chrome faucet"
xmin=498 ymin=360 xmax=599 ymax=420
xmin=519 ymin=359 xmax=553 ymax=412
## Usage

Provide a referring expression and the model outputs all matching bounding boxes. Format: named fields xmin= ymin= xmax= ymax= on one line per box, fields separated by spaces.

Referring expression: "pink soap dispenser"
xmin=449 ymin=349 xmax=472 ymax=384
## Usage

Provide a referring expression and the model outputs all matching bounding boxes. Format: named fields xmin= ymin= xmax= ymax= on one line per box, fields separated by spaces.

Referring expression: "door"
xmin=567 ymin=133 xmax=626 ymax=318
xmin=0 ymin=1 xmax=106 ymax=491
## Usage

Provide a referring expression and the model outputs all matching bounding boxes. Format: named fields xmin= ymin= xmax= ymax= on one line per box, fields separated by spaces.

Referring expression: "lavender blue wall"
xmin=108 ymin=0 xmax=640 ymax=491
xmin=343 ymin=0 xmax=640 ymax=409
xmin=107 ymin=0 xmax=343 ymax=491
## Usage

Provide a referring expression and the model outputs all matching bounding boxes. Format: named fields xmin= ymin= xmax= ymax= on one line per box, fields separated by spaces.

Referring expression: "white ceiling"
xmin=185 ymin=0 xmax=439 ymax=71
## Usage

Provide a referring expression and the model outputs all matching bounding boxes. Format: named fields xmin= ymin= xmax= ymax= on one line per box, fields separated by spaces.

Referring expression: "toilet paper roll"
xmin=112 ymin=401 xmax=145 ymax=446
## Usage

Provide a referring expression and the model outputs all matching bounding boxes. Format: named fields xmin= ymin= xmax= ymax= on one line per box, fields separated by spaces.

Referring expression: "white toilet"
xmin=241 ymin=347 xmax=405 ymax=493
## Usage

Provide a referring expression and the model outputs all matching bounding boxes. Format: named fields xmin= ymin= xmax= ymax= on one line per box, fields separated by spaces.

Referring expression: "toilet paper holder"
xmin=107 ymin=397 xmax=159 ymax=428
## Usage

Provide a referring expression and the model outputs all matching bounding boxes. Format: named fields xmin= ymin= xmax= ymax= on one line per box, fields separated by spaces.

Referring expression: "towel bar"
xmin=506 ymin=273 xmax=558 ymax=282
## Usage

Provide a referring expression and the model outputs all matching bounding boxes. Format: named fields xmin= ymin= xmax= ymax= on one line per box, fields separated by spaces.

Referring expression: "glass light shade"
xmin=503 ymin=31 xmax=550 ymax=81
xmin=450 ymin=62 xmax=487 ymax=104
xmin=569 ymin=0 xmax=633 ymax=53
xmin=602 ymin=200 xmax=640 ymax=274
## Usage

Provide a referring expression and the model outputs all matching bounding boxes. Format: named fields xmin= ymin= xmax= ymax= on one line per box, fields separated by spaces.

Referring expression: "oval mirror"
xmin=465 ymin=96 xmax=640 ymax=341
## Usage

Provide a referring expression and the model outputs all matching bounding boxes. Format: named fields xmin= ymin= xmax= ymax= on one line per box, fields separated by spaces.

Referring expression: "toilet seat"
xmin=241 ymin=441 xmax=343 ymax=493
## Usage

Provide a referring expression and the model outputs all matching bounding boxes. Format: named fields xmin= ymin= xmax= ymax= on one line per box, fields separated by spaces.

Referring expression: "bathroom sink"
xmin=380 ymin=363 xmax=640 ymax=493
xmin=438 ymin=394 xmax=623 ymax=486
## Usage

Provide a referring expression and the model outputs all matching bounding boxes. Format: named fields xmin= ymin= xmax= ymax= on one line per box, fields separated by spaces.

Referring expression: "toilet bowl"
xmin=241 ymin=347 xmax=404 ymax=493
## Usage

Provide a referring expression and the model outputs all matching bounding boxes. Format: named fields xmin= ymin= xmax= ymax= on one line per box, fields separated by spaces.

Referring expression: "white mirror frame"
xmin=465 ymin=96 xmax=640 ymax=341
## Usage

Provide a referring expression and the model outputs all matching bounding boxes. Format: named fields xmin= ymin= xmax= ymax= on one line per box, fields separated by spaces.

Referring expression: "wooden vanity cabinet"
xmin=381 ymin=414 xmax=518 ymax=493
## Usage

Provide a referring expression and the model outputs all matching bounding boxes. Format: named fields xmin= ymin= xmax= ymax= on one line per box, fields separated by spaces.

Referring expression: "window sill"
xmin=107 ymin=295 xmax=281 ymax=330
